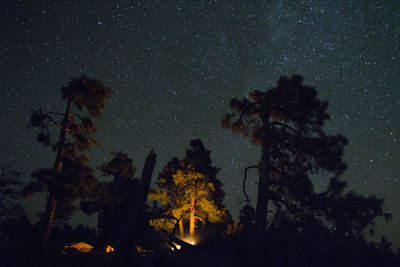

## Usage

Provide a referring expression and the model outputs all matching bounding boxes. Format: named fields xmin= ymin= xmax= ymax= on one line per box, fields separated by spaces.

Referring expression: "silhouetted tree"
xmin=222 ymin=75 xmax=347 ymax=235
xmin=118 ymin=150 xmax=157 ymax=266
xmin=264 ymin=174 xmax=390 ymax=243
xmin=149 ymin=139 xmax=227 ymax=237
xmin=316 ymin=176 xmax=391 ymax=238
xmin=81 ymin=152 xmax=138 ymax=245
xmin=239 ymin=204 xmax=256 ymax=230
xmin=24 ymin=76 xmax=112 ymax=245
xmin=0 ymin=163 xmax=23 ymax=223
xmin=82 ymin=150 xmax=158 ymax=267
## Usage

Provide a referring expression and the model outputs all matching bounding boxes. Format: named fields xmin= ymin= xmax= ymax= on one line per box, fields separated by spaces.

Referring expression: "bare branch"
xmin=38 ymin=110 xmax=61 ymax=127
xmin=243 ymin=165 xmax=259 ymax=205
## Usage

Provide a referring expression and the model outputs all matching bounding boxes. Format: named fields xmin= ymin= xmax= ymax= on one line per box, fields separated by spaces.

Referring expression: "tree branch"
xmin=195 ymin=216 xmax=205 ymax=224
xmin=243 ymin=165 xmax=259 ymax=205
xmin=37 ymin=109 xmax=62 ymax=128
xmin=234 ymin=101 xmax=261 ymax=125
xmin=268 ymin=121 xmax=298 ymax=133
xmin=273 ymin=134 xmax=304 ymax=162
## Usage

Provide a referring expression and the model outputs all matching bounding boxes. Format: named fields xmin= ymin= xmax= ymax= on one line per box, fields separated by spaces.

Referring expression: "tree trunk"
xmin=255 ymin=143 xmax=270 ymax=235
xmin=138 ymin=150 xmax=157 ymax=204
xmin=189 ymin=197 xmax=195 ymax=236
xmin=42 ymin=198 xmax=56 ymax=246
xmin=179 ymin=219 xmax=184 ymax=237
xmin=42 ymin=96 xmax=73 ymax=246
xmin=255 ymin=113 xmax=271 ymax=235
xmin=117 ymin=150 xmax=156 ymax=267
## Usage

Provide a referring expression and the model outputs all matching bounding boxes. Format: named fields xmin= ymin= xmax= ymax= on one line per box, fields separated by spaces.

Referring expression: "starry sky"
xmin=1 ymin=1 xmax=399 ymax=247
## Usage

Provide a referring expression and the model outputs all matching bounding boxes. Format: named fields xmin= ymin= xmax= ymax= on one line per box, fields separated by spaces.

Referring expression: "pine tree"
xmin=149 ymin=139 xmax=227 ymax=237
xmin=222 ymin=75 xmax=347 ymax=235
xmin=24 ymin=76 xmax=112 ymax=245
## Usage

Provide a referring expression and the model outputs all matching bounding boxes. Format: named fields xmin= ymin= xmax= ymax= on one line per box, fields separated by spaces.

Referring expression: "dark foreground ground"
xmin=1 ymin=235 xmax=399 ymax=267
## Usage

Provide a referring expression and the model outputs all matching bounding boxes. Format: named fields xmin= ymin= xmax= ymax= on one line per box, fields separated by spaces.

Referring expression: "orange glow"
xmin=178 ymin=236 xmax=197 ymax=246
xmin=105 ymin=245 xmax=114 ymax=253
xmin=62 ymin=242 xmax=115 ymax=254
xmin=62 ymin=242 xmax=93 ymax=254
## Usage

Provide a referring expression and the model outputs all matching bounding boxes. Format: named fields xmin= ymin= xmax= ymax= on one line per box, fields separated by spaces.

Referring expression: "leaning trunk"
xmin=42 ymin=96 xmax=73 ymax=246
xmin=42 ymin=198 xmax=56 ymax=246
xmin=189 ymin=197 xmax=195 ymax=237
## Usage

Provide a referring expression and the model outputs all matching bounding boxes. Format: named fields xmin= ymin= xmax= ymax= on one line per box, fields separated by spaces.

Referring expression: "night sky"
xmin=1 ymin=1 xmax=399 ymax=248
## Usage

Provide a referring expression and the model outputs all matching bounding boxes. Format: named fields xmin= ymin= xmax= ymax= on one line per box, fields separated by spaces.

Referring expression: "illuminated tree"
xmin=24 ymin=76 xmax=112 ymax=245
xmin=149 ymin=139 xmax=227 ymax=237
xmin=222 ymin=75 xmax=347 ymax=235
xmin=185 ymin=139 xmax=225 ymax=208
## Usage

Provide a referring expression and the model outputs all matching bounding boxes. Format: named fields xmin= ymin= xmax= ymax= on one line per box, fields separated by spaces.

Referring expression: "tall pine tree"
xmin=222 ymin=75 xmax=347 ymax=235
xmin=24 ymin=76 xmax=112 ymax=245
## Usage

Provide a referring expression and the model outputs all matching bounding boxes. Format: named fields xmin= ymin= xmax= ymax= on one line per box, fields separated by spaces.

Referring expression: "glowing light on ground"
xmin=178 ymin=236 xmax=197 ymax=246
xmin=62 ymin=242 xmax=114 ymax=254
xmin=62 ymin=242 xmax=93 ymax=254
xmin=172 ymin=242 xmax=181 ymax=250
xmin=105 ymin=245 xmax=114 ymax=253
